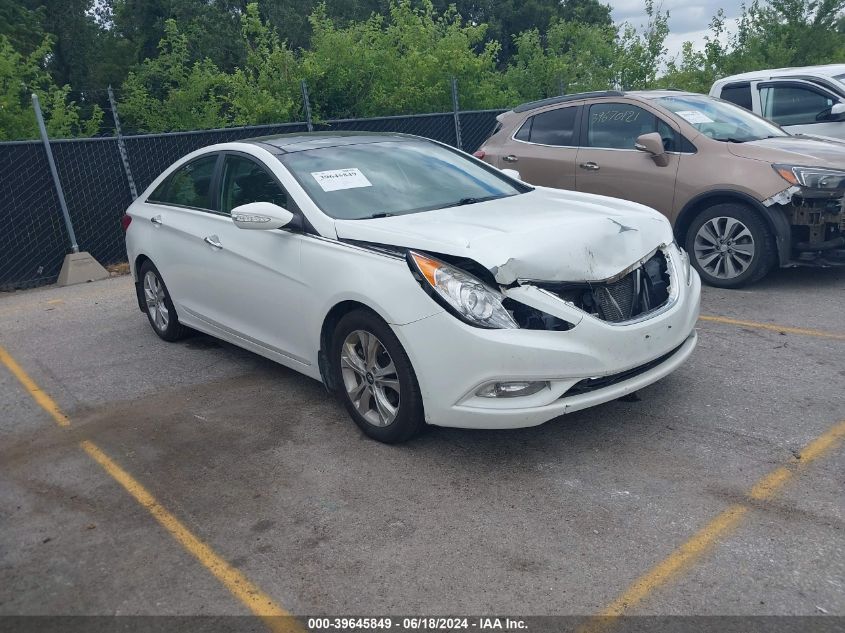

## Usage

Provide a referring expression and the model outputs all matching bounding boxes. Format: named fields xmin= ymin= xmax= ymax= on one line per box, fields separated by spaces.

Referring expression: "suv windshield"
xmin=653 ymin=95 xmax=788 ymax=142
xmin=279 ymin=139 xmax=526 ymax=220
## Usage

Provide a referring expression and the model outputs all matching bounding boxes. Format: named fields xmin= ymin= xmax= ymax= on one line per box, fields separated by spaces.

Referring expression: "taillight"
xmin=473 ymin=150 xmax=486 ymax=159
xmin=121 ymin=214 xmax=132 ymax=232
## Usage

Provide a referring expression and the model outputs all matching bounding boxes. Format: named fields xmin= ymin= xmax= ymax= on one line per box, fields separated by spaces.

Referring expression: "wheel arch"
xmin=318 ymin=300 xmax=387 ymax=393
xmin=674 ymin=190 xmax=791 ymax=266
xmin=133 ymin=254 xmax=152 ymax=312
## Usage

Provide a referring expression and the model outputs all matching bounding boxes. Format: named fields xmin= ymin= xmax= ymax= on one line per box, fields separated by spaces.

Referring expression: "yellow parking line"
xmin=0 ymin=345 xmax=69 ymax=427
xmin=699 ymin=315 xmax=845 ymax=341
xmin=0 ymin=343 xmax=300 ymax=632
xmin=582 ymin=419 xmax=845 ymax=631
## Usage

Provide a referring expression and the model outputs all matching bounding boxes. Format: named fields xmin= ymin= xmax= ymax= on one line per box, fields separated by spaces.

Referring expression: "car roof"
xmin=244 ymin=131 xmax=420 ymax=154
xmin=509 ymin=89 xmax=705 ymax=115
xmin=716 ymin=64 xmax=845 ymax=83
xmin=512 ymin=91 xmax=624 ymax=113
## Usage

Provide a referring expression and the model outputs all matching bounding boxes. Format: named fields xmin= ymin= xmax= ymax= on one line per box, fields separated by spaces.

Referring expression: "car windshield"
xmin=278 ymin=139 xmax=526 ymax=220
xmin=653 ymin=95 xmax=788 ymax=142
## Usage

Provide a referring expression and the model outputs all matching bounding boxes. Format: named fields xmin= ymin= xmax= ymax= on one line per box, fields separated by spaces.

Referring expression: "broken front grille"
xmin=536 ymin=250 xmax=671 ymax=323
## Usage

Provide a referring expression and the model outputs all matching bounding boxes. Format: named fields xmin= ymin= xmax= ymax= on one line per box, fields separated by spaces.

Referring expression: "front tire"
xmin=139 ymin=261 xmax=190 ymax=341
xmin=331 ymin=309 xmax=425 ymax=443
xmin=685 ymin=203 xmax=775 ymax=288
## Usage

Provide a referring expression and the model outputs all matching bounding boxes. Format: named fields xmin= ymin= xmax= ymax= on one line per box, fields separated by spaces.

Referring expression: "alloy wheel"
xmin=340 ymin=329 xmax=401 ymax=427
xmin=143 ymin=270 xmax=170 ymax=331
xmin=693 ymin=216 xmax=756 ymax=279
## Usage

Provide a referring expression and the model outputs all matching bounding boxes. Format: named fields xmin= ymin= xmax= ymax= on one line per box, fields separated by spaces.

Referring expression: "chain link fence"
xmin=0 ymin=106 xmax=504 ymax=291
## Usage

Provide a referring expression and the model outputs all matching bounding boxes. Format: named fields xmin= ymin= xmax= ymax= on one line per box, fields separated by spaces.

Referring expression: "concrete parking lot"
xmin=1 ymin=268 xmax=843 ymax=624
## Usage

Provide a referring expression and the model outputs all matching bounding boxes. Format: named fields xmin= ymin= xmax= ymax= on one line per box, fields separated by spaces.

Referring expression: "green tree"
xmin=227 ymin=3 xmax=302 ymax=125
xmin=0 ymin=34 xmax=102 ymax=140
xmin=302 ymin=0 xmax=509 ymax=118
xmin=118 ymin=20 xmax=231 ymax=132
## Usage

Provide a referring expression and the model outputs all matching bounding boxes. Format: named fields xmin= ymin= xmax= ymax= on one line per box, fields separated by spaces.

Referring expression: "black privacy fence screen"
xmin=0 ymin=109 xmax=502 ymax=290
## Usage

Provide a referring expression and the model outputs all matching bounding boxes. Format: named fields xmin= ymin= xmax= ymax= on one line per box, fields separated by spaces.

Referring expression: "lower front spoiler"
xmin=428 ymin=331 xmax=698 ymax=430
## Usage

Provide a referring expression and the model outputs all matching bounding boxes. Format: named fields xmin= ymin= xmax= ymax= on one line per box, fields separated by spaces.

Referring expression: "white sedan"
xmin=124 ymin=133 xmax=700 ymax=443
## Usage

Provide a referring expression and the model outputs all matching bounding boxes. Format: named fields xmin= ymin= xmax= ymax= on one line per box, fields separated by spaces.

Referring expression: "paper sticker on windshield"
xmin=675 ymin=110 xmax=714 ymax=125
xmin=311 ymin=168 xmax=372 ymax=192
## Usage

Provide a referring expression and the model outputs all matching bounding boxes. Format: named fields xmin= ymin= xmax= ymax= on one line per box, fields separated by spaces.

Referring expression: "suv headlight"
xmin=774 ymin=164 xmax=845 ymax=190
xmin=408 ymin=251 xmax=518 ymax=329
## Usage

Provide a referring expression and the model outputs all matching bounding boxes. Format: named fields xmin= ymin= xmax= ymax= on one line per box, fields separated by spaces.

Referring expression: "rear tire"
xmin=139 ymin=261 xmax=190 ymax=342
xmin=331 ymin=309 xmax=425 ymax=443
xmin=685 ymin=203 xmax=775 ymax=288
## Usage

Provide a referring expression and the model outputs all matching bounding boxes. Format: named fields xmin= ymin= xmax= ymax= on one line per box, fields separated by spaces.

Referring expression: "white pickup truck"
xmin=710 ymin=64 xmax=845 ymax=140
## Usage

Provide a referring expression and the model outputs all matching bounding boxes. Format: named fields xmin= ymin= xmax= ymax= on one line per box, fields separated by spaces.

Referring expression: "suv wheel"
xmin=685 ymin=203 xmax=775 ymax=288
xmin=331 ymin=309 xmax=425 ymax=443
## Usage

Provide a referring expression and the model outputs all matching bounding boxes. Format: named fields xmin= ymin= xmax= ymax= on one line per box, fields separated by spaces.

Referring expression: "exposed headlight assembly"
xmin=408 ymin=251 xmax=518 ymax=329
xmin=774 ymin=164 xmax=845 ymax=190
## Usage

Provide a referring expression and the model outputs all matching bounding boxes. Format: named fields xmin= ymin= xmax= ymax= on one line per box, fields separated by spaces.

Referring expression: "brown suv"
xmin=477 ymin=90 xmax=845 ymax=287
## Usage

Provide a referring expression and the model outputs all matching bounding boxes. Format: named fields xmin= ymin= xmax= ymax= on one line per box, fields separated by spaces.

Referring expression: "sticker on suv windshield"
xmin=311 ymin=168 xmax=373 ymax=192
xmin=675 ymin=110 xmax=714 ymax=125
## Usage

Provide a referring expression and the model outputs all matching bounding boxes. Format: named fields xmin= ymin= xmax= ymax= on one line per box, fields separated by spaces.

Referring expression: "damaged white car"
xmin=123 ymin=133 xmax=701 ymax=443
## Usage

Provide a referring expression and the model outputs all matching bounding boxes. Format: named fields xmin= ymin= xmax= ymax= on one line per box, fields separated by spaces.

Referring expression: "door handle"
xmin=503 ymin=155 xmax=519 ymax=163
xmin=203 ymin=235 xmax=223 ymax=249
xmin=150 ymin=215 xmax=163 ymax=225
xmin=579 ymin=162 xmax=600 ymax=171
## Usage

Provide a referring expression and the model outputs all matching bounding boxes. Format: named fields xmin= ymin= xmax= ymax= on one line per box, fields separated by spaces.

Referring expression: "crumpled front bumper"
xmin=392 ymin=249 xmax=701 ymax=430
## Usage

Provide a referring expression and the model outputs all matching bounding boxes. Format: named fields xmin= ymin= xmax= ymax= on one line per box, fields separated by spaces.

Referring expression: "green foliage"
xmin=303 ymin=0 xmax=509 ymax=118
xmin=662 ymin=0 xmax=845 ymax=93
xmin=0 ymin=34 xmax=102 ymax=140
xmin=504 ymin=0 xmax=668 ymax=102
xmin=118 ymin=20 xmax=231 ymax=132
xmin=227 ymin=4 xmax=302 ymax=125
xmin=2 ymin=0 xmax=845 ymax=139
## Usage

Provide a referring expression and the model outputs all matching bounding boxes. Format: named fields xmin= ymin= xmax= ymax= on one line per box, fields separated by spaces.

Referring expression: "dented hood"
xmin=333 ymin=187 xmax=673 ymax=282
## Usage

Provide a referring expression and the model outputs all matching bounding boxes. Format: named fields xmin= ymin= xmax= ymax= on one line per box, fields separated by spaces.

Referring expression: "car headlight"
xmin=408 ymin=251 xmax=518 ymax=329
xmin=774 ymin=164 xmax=845 ymax=190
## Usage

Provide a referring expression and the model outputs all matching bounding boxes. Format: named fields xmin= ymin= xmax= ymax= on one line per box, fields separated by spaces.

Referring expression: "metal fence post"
xmin=32 ymin=93 xmax=79 ymax=253
xmin=450 ymin=77 xmax=463 ymax=150
xmin=108 ymin=85 xmax=138 ymax=200
xmin=301 ymin=80 xmax=314 ymax=132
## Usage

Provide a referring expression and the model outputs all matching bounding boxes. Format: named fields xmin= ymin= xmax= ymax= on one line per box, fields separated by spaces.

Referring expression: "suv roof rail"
xmin=512 ymin=91 xmax=624 ymax=113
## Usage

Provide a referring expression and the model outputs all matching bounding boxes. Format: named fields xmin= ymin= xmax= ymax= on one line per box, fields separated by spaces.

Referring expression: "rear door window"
xmin=514 ymin=106 xmax=578 ymax=146
xmin=148 ymin=155 xmax=219 ymax=210
xmin=719 ymin=83 xmax=753 ymax=110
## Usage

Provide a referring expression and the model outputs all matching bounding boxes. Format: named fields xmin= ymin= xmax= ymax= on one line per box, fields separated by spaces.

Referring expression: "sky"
xmin=608 ymin=0 xmax=743 ymax=60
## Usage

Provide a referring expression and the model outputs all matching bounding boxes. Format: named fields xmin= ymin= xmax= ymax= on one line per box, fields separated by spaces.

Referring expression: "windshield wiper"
xmin=713 ymin=137 xmax=749 ymax=143
xmin=364 ymin=212 xmax=395 ymax=219
xmin=441 ymin=194 xmax=504 ymax=208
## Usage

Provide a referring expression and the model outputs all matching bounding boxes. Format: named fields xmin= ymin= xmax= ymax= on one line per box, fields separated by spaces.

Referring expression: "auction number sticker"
xmin=675 ymin=110 xmax=714 ymax=125
xmin=312 ymin=167 xmax=373 ymax=192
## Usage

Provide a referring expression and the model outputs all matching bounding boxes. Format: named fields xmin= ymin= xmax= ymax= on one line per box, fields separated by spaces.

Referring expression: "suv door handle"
xmin=579 ymin=162 xmax=600 ymax=171
xmin=203 ymin=235 xmax=223 ymax=249
xmin=150 ymin=215 xmax=163 ymax=225
xmin=503 ymin=155 xmax=519 ymax=163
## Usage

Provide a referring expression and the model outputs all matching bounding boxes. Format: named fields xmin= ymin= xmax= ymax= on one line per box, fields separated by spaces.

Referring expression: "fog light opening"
xmin=476 ymin=381 xmax=549 ymax=398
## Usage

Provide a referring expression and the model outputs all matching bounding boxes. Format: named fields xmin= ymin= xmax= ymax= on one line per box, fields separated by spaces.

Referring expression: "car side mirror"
xmin=231 ymin=201 xmax=294 ymax=230
xmin=500 ymin=168 xmax=522 ymax=180
xmin=635 ymin=132 xmax=669 ymax=167
xmin=830 ymin=102 xmax=845 ymax=120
